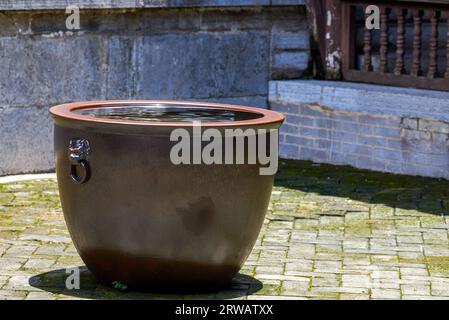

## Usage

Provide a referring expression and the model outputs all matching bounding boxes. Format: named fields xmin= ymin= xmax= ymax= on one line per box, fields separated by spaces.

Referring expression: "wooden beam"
xmin=305 ymin=0 xmax=343 ymax=80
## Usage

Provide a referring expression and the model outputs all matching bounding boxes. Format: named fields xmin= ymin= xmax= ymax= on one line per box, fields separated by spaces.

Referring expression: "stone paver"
xmin=1 ymin=159 xmax=449 ymax=299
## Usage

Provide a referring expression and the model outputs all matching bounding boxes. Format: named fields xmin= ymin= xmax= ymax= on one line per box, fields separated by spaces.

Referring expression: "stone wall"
xmin=270 ymin=80 xmax=449 ymax=180
xmin=0 ymin=0 xmax=305 ymax=10
xmin=0 ymin=2 xmax=309 ymax=175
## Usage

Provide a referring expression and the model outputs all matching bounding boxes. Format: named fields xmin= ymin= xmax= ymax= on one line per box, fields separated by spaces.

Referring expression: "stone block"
xmin=332 ymin=141 xmax=371 ymax=156
xmin=0 ymin=36 xmax=106 ymax=106
xmin=372 ymin=126 xmax=401 ymax=139
xmin=316 ymin=139 xmax=331 ymax=149
xmin=144 ymin=0 xmax=271 ymax=8
xmin=402 ymin=118 xmax=418 ymax=130
xmin=193 ymin=95 xmax=268 ymax=108
xmin=419 ymin=119 xmax=449 ymax=134
xmin=371 ymin=147 xmax=402 ymax=161
xmin=299 ymin=127 xmax=330 ymax=139
xmin=299 ymin=146 xmax=329 ymax=162
xmin=271 ymin=51 xmax=309 ymax=79
xmin=0 ymin=12 xmax=30 ymax=36
xmin=280 ymin=124 xmax=299 ymax=135
xmin=299 ymin=105 xmax=326 ymax=117
xmin=0 ymin=0 xmax=307 ymax=11
xmin=106 ymin=36 xmax=136 ymax=99
xmin=356 ymin=156 xmax=386 ymax=171
xmin=0 ymin=106 xmax=54 ymax=176
xmin=279 ymin=144 xmax=299 ymax=159
xmin=270 ymin=102 xmax=300 ymax=115
xmin=271 ymin=31 xmax=309 ymax=50
xmin=287 ymin=136 xmax=313 ymax=147
xmin=333 ymin=131 xmax=358 ymax=143
xmin=270 ymin=80 xmax=449 ymax=122
xmin=0 ymin=0 xmax=141 ymax=10
xmin=334 ymin=121 xmax=373 ymax=135
xmin=358 ymin=114 xmax=401 ymax=127
xmin=135 ymin=32 xmax=269 ymax=99
xmin=271 ymin=0 xmax=305 ymax=6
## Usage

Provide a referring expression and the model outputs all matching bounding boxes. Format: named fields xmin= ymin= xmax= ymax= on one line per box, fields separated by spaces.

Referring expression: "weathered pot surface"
xmin=50 ymin=100 xmax=284 ymax=292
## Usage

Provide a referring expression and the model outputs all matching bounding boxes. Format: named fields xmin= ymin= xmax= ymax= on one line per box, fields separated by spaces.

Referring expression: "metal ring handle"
xmin=70 ymin=160 xmax=90 ymax=184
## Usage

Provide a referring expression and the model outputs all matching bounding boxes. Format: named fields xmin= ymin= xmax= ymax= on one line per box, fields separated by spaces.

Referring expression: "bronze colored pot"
xmin=50 ymin=101 xmax=284 ymax=292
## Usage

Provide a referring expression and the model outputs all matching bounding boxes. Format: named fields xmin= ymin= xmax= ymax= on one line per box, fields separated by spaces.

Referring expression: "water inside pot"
xmin=74 ymin=105 xmax=263 ymax=122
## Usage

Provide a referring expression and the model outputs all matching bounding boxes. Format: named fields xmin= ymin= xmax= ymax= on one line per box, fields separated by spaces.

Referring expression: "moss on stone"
xmin=2 ymin=160 xmax=449 ymax=299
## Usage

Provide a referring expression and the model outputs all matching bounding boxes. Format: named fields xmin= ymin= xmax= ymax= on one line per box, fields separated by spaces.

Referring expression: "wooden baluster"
xmin=428 ymin=11 xmax=440 ymax=79
xmin=394 ymin=8 xmax=407 ymax=75
xmin=380 ymin=7 xmax=391 ymax=73
xmin=363 ymin=7 xmax=373 ymax=72
xmin=411 ymin=9 xmax=424 ymax=77
xmin=445 ymin=12 xmax=449 ymax=79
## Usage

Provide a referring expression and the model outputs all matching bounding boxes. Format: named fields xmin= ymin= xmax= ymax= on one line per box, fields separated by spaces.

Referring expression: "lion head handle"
xmin=68 ymin=138 xmax=92 ymax=164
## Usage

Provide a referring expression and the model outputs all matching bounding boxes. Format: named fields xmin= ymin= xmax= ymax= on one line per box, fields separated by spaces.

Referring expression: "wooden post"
xmin=363 ymin=6 xmax=373 ymax=72
xmin=379 ymin=7 xmax=391 ymax=73
xmin=427 ymin=10 xmax=440 ymax=79
xmin=410 ymin=9 xmax=424 ymax=77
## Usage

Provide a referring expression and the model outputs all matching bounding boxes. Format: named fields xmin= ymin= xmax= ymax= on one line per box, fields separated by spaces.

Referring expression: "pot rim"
xmin=49 ymin=100 xmax=285 ymax=127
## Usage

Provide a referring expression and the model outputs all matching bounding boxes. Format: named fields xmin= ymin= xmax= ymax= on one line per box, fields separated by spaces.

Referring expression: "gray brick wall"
xmin=270 ymin=81 xmax=449 ymax=180
xmin=0 ymin=5 xmax=309 ymax=176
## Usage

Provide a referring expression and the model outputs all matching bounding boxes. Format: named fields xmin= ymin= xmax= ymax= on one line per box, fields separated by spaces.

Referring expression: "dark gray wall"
xmin=0 ymin=3 xmax=309 ymax=175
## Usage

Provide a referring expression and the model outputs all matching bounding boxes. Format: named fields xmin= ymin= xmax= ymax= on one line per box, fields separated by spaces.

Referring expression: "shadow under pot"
xmin=49 ymin=100 xmax=284 ymax=292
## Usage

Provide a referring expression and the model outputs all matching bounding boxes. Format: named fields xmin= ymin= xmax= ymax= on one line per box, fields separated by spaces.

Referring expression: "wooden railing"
xmin=341 ymin=1 xmax=449 ymax=91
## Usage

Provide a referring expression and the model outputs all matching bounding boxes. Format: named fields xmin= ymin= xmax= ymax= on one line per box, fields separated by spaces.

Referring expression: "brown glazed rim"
xmin=49 ymin=100 xmax=285 ymax=127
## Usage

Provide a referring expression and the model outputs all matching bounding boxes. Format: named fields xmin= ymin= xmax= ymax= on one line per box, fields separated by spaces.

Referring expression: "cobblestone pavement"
xmin=1 ymin=160 xmax=449 ymax=300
